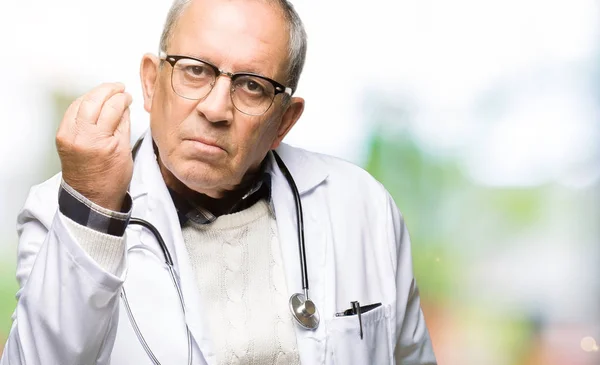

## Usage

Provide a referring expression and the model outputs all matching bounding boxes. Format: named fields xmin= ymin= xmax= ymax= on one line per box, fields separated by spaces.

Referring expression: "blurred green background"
xmin=1 ymin=0 xmax=599 ymax=364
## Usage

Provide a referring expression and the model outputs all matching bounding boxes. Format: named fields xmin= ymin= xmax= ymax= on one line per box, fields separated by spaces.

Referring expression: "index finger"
xmin=75 ymin=82 xmax=126 ymax=126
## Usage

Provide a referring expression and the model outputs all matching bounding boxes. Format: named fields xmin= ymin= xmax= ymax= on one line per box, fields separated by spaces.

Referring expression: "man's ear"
xmin=271 ymin=97 xmax=305 ymax=150
xmin=140 ymin=53 xmax=161 ymax=113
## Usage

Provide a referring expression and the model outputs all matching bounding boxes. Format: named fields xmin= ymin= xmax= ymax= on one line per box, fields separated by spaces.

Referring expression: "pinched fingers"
xmin=97 ymin=92 xmax=133 ymax=134
xmin=75 ymin=82 xmax=126 ymax=126
xmin=55 ymin=83 xmax=135 ymax=210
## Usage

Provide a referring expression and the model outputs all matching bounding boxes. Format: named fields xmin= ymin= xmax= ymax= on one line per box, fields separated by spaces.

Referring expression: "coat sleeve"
xmin=1 ymin=180 xmax=126 ymax=365
xmin=387 ymin=193 xmax=438 ymax=365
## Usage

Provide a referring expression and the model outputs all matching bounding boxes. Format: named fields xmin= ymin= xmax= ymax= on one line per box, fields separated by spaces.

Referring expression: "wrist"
xmin=88 ymin=194 xmax=128 ymax=212
xmin=63 ymin=179 xmax=127 ymax=212
xmin=59 ymin=180 xmax=132 ymax=237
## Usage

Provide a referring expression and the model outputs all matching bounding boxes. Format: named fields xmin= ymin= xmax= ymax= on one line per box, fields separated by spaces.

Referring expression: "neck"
xmin=163 ymin=163 xmax=258 ymax=216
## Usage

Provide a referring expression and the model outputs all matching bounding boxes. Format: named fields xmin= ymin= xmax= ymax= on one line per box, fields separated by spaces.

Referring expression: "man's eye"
xmin=239 ymin=79 xmax=266 ymax=95
xmin=185 ymin=66 xmax=205 ymax=76
xmin=246 ymin=80 xmax=261 ymax=91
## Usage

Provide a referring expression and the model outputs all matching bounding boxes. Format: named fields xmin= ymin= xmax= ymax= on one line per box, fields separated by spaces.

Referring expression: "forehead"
xmin=170 ymin=0 xmax=290 ymax=79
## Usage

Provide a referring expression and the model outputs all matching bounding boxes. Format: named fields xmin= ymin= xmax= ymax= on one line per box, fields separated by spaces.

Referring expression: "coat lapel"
xmin=129 ymin=133 xmax=215 ymax=365
xmin=128 ymin=134 xmax=330 ymax=365
xmin=270 ymin=144 xmax=329 ymax=364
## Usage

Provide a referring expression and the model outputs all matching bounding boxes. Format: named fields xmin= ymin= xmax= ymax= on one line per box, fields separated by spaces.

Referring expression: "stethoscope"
xmin=121 ymin=147 xmax=318 ymax=365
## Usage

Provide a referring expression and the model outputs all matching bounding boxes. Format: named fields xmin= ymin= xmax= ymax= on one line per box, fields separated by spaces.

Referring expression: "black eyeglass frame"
xmin=159 ymin=52 xmax=293 ymax=115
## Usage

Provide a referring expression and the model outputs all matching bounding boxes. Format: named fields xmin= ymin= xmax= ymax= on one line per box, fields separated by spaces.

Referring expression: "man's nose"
xmin=196 ymin=76 xmax=234 ymax=123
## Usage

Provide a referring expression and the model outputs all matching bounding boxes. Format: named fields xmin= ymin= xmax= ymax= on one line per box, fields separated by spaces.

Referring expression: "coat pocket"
xmin=326 ymin=304 xmax=394 ymax=365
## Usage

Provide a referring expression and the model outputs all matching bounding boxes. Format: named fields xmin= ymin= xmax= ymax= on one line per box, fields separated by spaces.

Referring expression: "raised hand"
xmin=56 ymin=83 xmax=134 ymax=211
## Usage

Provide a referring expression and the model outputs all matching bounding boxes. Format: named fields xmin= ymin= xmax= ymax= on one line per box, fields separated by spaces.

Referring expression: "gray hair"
xmin=159 ymin=0 xmax=307 ymax=93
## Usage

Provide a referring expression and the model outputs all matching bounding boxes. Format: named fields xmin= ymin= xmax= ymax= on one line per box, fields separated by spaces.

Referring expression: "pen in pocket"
xmin=335 ymin=301 xmax=382 ymax=340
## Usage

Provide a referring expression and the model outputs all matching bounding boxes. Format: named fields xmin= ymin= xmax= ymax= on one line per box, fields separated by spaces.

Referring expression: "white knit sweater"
xmin=67 ymin=198 xmax=300 ymax=364
xmin=182 ymin=200 xmax=300 ymax=365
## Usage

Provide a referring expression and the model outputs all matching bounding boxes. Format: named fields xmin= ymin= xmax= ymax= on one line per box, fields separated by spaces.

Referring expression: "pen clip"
xmin=352 ymin=301 xmax=363 ymax=340
xmin=335 ymin=302 xmax=382 ymax=317
xmin=334 ymin=301 xmax=383 ymax=340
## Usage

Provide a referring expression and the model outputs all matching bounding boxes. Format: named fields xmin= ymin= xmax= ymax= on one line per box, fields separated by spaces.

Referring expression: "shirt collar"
xmin=167 ymin=158 xmax=272 ymax=226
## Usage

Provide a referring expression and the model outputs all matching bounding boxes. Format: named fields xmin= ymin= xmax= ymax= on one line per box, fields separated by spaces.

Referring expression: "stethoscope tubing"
xmin=127 ymin=150 xmax=310 ymax=293
xmin=272 ymin=151 xmax=310 ymax=293
xmin=124 ymin=219 xmax=192 ymax=365
xmin=121 ymin=149 xmax=315 ymax=364
xmin=129 ymin=218 xmax=174 ymax=266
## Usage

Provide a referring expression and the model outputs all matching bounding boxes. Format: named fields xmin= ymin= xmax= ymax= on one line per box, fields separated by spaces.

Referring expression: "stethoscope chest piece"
xmin=289 ymin=293 xmax=320 ymax=330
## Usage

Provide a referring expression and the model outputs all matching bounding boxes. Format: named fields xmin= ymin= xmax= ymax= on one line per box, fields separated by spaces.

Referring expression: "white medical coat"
xmin=1 ymin=132 xmax=437 ymax=364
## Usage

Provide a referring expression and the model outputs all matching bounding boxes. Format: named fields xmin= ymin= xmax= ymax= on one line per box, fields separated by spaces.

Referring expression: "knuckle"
xmin=81 ymin=94 xmax=101 ymax=106
xmin=62 ymin=98 xmax=81 ymax=120
xmin=67 ymin=97 xmax=82 ymax=111
xmin=56 ymin=135 xmax=74 ymax=155
xmin=77 ymin=100 xmax=100 ymax=121
xmin=101 ymin=82 xmax=124 ymax=89
xmin=105 ymin=94 xmax=126 ymax=112
xmin=55 ymin=133 xmax=66 ymax=148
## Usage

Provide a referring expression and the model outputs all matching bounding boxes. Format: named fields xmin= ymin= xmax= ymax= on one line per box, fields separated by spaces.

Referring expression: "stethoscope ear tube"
xmin=124 ymin=139 xmax=319 ymax=365
xmin=272 ymin=151 xmax=309 ymax=292
xmin=123 ymin=148 xmax=319 ymax=365
xmin=272 ymin=151 xmax=320 ymax=330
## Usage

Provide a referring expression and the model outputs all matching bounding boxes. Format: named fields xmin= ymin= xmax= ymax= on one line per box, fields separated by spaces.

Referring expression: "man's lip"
xmin=185 ymin=137 xmax=225 ymax=151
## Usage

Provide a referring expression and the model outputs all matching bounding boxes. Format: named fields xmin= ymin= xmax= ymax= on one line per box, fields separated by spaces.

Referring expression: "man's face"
xmin=142 ymin=0 xmax=302 ymax=197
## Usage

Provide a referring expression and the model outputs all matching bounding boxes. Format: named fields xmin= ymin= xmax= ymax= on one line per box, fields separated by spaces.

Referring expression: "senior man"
xmin=1 ymin=0 xmax=437 ymax=364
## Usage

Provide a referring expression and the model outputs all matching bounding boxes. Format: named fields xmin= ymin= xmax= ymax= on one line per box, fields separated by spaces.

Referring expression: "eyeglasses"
xmin=159 ymin=52 xmax=293 ymax=116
